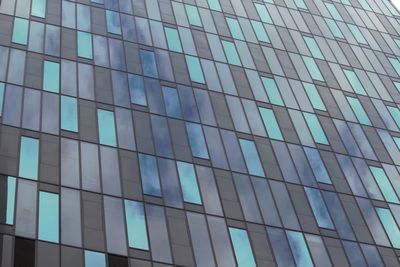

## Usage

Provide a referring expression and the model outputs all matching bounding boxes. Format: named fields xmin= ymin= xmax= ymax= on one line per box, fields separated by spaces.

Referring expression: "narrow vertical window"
xmin=177 ymin=161 xmax=202 ymax=204
xmin=61 ymin=96 xmax=78 ymax=132
xmin=139 ymin=153 xmax=162 ymax=197
xmin=222 ymin=40 xmax=241 ymax=66
xmin=165 ymin=27 xmax=183 ymax=53
xmin=186 ymin=122 xmax=209 ymax=159
xmin=376 ymin=207 xmax=400 ymax=248
xmin=38 ymin=191 xmax=59 ymax=243
xmin=106 ymin=10 xmax=122 ymax=35
xmin=162 ymin=86 xmax=182 ymax=119
xmin=303 ymin=82 xmax=326 ymax=111
xmin=294 ymin=0 xmax=307 ymax=9
xmin=77 ymin=31 xmax=93 ymax=59
xmin=343 ymin=69 xmax=367 ymax=95
xmin=304 ymin=147 xmax=331 ymax=184
xmin=303 ymin=36 xmax=324 ymax=60
xmin=229 ymin=228 xmax=257 ymax=267
xmin=303 ymin=112 xmax=329 ymax=145
xmin=251 ymin=20 xmax=269 ymax=43
xmin=207 ymin=0 xmax=222 ymax=11
xmin=370 ymin=166 xmax=399 ymax=204
xmin=302 ymin=56 xmax=324 ymax=81
xmin=128 ymin=74 xmax=147 ymax=106
xmin=185 ymin=55 xmax=205 ymax=84
xmin=259 ymin=107 xmax=283 ymax=140
xmin=97 ymin=109 xmax=117 ymax=147
xmin=124 ymin=200 xmax=149 ymax=250
xmin=261 ymin=77 xmax=284 ymax=106
xmin=85 ymin=250 xmax=106 ymax=267
xmin=387 ymin=106 xmax=400 ymax=128
xmin=286 ymin=230 xmax=314 ymax=267
xmin=19 ymin=136 xmax=39 ymax=180
xmin=12 ymin=18 xmax=29 ymax=45
xmin=140 ymin=50 xmax=158 ymax=78
xmin=43 ymin=61 xmax=60 ymax=93
xmin=31 ymin=0 xmax=46 ymax=18
xmin=305 ymin=187 xmax=334 ymax=229
xmin=348 ymin=24 xmax=367 ymax=45
xmin=325 ymin=3 xmax=343 ymax=21
xmin=388 ymin=57 xmax=400 ymax=76
xmin=346 ymin=96 xmax=372 ymax=126
xmin=185 ymin=5 xmax=202 ymax=27
xmin=239 ymin=139 xmax=265 ymax=177
xmin=0 ymin=176 xmax=16 ymax=225
xmin=254 ymin=3 xmax=273 ymax=24
xmin=0 ymin=82 xmax=5 ymax=116
xmin=325 ymin=18 xmax=344 ymax=38
xmin=358 ymin=0 xmax=372 ymax=10
xmin=226 ymin=18 xmax=245 ymax=40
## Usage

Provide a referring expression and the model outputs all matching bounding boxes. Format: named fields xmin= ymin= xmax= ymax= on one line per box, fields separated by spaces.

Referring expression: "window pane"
xmin=0 ymin=176 xmax=16 ymax=225
xmin=38 ymin=191 xmax=59 ymax=243
xmin=229 ymin=228 xmax=257 ymax=267
xmin=139 ymin=154 xmax=162 ymax=197
xmin=186 ymin=55 xmax=205 ymax=84
xmin=305 ymin=187 xmax=334 ymax=229
xmin=207 ymin=0 xmax=221 ymax=11
xmin=162 ymin=86 xmax=182 ymax=119
xmin=128 ymin=74 xmax=147 ymax=106
xmin=85 ymin=250 xmax=106 ymax=267
xmin=261 ymin=77 xmax=284 ymax=106
xmin=376 ymin=207 xmax=400 ymax=248
xmin=387 ymin=106 xmax=400 ymax=128
xmin=303 ymin=112 xmax=329 ymax=145
xmin=124 ymin=200 xmax=149 ymax=250
xmin=343 ymin=69 xmax=366 ymax=95
xmin=106 ymin=10 xmax=122 ymax=34
xmin=97 ymin=109 xmax=117 ymax=147
xmin=303 ymin=82 xmax=326 ymax=111
xmin=325 ymin=18 xmax=344 ymax=38
xmin=325 ymin=3 xmax=343 ymax=21
xmin=346 ymin=96 xmax=371 ymax=125
xmin=165 ymin=27 xmax=182 ymax=53
xmin=259 ymin=107 xmax=283 ymax=140
xmin=61 ymin=96 xmax=78 ymax=132
xmin=226 ymin=18 xmax=244 ymax=40
xmin=239 ymin=139 xmax=265 ymax=177
xmin=348 ymin=24 xmax=367 ymax=45
xmin=77 ymin=31 xmax=93 ymax=59
xmin=31 ymin=0 xmax=46 ymax=18
xmin=388 ymin=57 xmax=400 ymax=76
xmin=255 ymin=3 xmax=272 ymax=23
xmin=303 ymin=36 xmax=324 ymax=59
xmin=140 ymin=50 xmax=158 ymax=78
xmin=177 ymin=161 xmax=202 ymax=204
xmin=222 ymin=40 xmax=241 ymax=66
xmin=12 ymin=18 xmax=29 ymax=45
xmin=19 ymin=136 xmax=39 ymax=180
xmin=370 ymin=166 xmax=399 ymax=204
xmin=185 ymin=5 xmax=202 ymax=27
xmin=43 ymin=61 xmax=60 ymax=93
xmin=186 ymin=122 xmax=209 ymax=159
xmin=251 ymin=20 xmax=269 ymax=43
xmin=286 ymin=230 xmax=314 ymax=267
xmin=302 ymin=56 xmax=324 ymax=81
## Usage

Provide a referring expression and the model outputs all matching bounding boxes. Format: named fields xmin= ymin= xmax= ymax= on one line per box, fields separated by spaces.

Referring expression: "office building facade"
xmin=0 ymin=0 xmax=400 ymax=266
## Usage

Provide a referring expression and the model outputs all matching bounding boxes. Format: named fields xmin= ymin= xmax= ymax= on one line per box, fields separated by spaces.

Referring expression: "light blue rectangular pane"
xmin=388 ymin=106 xmax=400 ymax=128
xmin=395 ymin=38 xmax=400 ymax=50
xmin=31 ymin=0 xmax=46 ymax=18
xmin=346 ymin=97 xmax=371 ymax=125
xmin=124 ymin=200 xmax=149 ymax=250
xmin=348 ymin=24 xmax=367 ymax=45
xmin=325 ymin=18 xmax=344 ymax=38
xmin=294 ymin=0 xmax=307 ymax=9
xmin=383 ymin=0 xmax=400 ymax=15
xmin=239 ymin=139 xmax=265 ymax=177
xmin=185 ymin=5 xmax=202 ymax=26
xmin=303 ymin=36 xmax=324 ymax=59
xmin=259 ymin=107 xmax=283 ymax=140
xmin=38 ymin=191 xmax=59 ymax=243
xmin=303 ymin=82 xmax=326 ymax=111
xmin=177 ymin=161 xmax=202 ymax=204
xmin=343 ymin=69 xmax=367 ymax=95
xmin=255 ymin=3 xmax=272 ymax=24
xmin=229 ymin=228 xmax=257 ymax=267
xmin=395 ymin=137 xmax=400 ymax=149
xmin=305 ymin=187 xmax=334 ymax=229
xmin=304 ymin=147 xmax=331 ymax=184
xmin=43 ymin=61 xmax=60 ymax=93
xmin=186 ymin=122 xmax=209 ymax=159
xmin=12 ymin=18 xmax=29 ymax=45
xmin=61 ymin=96 xmax=78 ymax=132
xmin=222 ymin=40 xmax=241 ymax=66
xmin=251 ymin=20 xmax=269 ymax=43
xmin=325 ymin=3 xmax=343 ymax=21
xmin=226 ymin=18 xmax=245 ymax=40
xmin=185 ymin=55 xmax=205 ymax=84
xmin=261 ymin=77 xmax=284 ymax=106
xmin=286 ymin=230 xmax=314 ymax=267
xmin=85 ymin=250 xmax=106 ymax=267
xmin=165 ymin=27 xmax=182 ymax=53
xmin=97 ymin=109 xmax=117 ymax=147
xmin=77 ymin=31 xmax=93 ymax=59
xmin=19 ymin=137 xmax=39 ymax=180
xmin=106 ymin=10 xmax=122 ymax=35
xmin=141 ymin=50 xmax=158 ymax=78
xmin=303 ymin=112 xmax=329 ymax=145
xmin=208 ymin=0 xmax=222 ymax=11
xmin=370 ymin=166 xmax=399 ymax=204
xmin=139 ymin=154 xmax=161 ymax=197
xmin=388 ymin=57 xmax=400 ymax=76
xmin=302 ymin=56 xmax=324 ymax=81
xmin=0 ymin=83 xmax=4 ymax=116
xmin=162 ymin=86 xmax=182 ymax=119
xmin=358 ymin=0 xmax=372 ymax=10
xmin=6 ymin=177 xmax=16 ymax=225
xmin=376 ymin=208 xmax=400 ymax=248
xmin=128 ymin=74 xmax=147 ymax=106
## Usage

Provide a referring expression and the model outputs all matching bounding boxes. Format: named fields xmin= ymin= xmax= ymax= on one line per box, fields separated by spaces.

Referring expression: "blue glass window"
xmin=286 ymin=230 xmax=314 ymax=267
xmin=358 ymin=0 xmax=372 ymax=10
xmin=388 ymin=57 xmax=400 ymax=76
xmin=251 ymin=20 xmax=269 ymax=43
xmin=207 ymin=0 xmax=222 ymax=11
xmin=229 ymin=228 xmax=257 ymax=267
xmin=259 ymin=107 xmax=283 ymax=140
xmin=303 ymin=36 xmax=324 ymax=59
xmin=77 ymin=31 xmax=93 ymax=59
xmin=186 ymin=55 xmax=205 ymax=84
xmin=106 ymin=10 xmax=122 ymax=35
xmin=261 ymin=77 xmax=284 ymax=106
xmin=128 ymin=74 xmax=147 ymax=106
xmin=165 ymin=27 xmax=182 ymax=53
xmin=61 ymin=96 xmax=78 ymax=132
xmin=305 ymin=187 xmax=334 ymax=229
xmin=239 ymin=139 xmax=265 ymax=177
xmin=226 ymin=18 xmax=245 ymax=40
xmin=97 ymin=109 xmax=117 ymax=147
xmin=12 ymin=18 xmax=29 ymax=45
xmin=222 ymin=40 xmax=241 ymax=66
xmin=139 ymin=153 xmax=161 ymax=197
xmin=303 ymin=82 xmax=326 ymax=111
xmin=302 ymin=56 xmax=324 ymax=81
xmin=85 ymin=250 xmax=106 ymax=267
xmin=303 ymin=112 xmax=329 ymax=145
xmin=348 ymin=24 xmax=367 ymax=45
xmin=185 ymin=5 xmax=202 ymax=27
xmin=124 ymin=200 xmax=149 ymax=250
xmin=370 ymin=166 xmax=399 ymax=204
xmin=186 ymin=122 xmax=209 ymax=159
xmin=304 ymin=147 xmax=331 ymax=184
xmin=19 ymin=136 xmax=39 ymax=180
xmin=141 ymin=50 xmax=158 ymax=78
xmin=294 ymin=0 xmax=307 ymax=9
xmin=254 ymin=3 xmax=272 ymax=24
xmin=325 ymin=18 xmax=344 ymax=38
xmin=343 ymin=69 xmax=367 ymax=95
xmin=162 ymin=86 xmax=182 ymax=119
xmin=177 ymin=161 xmax=202 ymax=204
xmin=346 ymin=96 xmax=372 ymax=126
xmin=387 ymin=106 xmax=400 ymax=128
xmin=38 ymin=191 xmax=59 ymax=243
xmin=43 ymin=61 xmax=60 ymax=93
xmin=0 ymin=176 xmax=16 ymax=225
xmin=325 ymin=3 xmax=343 ymax=21
xmin=31 ymin=0 xmax=46 ymax=18
xmin=376 ymin=207 xmax=400 ymax=248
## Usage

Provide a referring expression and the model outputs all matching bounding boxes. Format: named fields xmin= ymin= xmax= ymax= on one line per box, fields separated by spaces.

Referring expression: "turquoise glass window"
xmin=43 ymin=61 xmax=60 ymax=93
xmin=358 ymin=0 xmax=372 ymax=11
xmin=303 ymin=82 xmax=326 ymax=111
xmin=394 ymin=38 xmax=400 ymax=49
xmin=38 ymin=191 xmax=59 ymax=243
xmin=222 ymin=40 xmax=241 ymax=66
xmin=31 ymin=0 xmax=46 ymax=18
xmin=185 ymin=5 xmax=202 ymax=27
xmin=124 ymin=200 xmax=149 ymax=250
xmin=106 ymin=10 xmax=122 ymax=35
xmin=185 ymin=55 xmax=205 ymax=84
xmin=141 ymin=50 xmax=158 ymax=78
xmin=286 ymin=230 xmax=314 ymax=267
xmin=239 ymin=139 xmax=265 ymax=177
xmin=394 ymin=136 xmax=400 ymax=149
xmin=304 ymin=147 xmax=331 ymax=184
xmin=186 ymin=122 xmax=209 ymax=159
xmin=259 ymin=107 xmax=283 ymax=140
xmin=376 ymin=207 xmax=400 ymax=248
xmin=255 ymin=3 xmax=272 ymax=24
xmin=12 ymin=18 xmax=29 ymax=45
xmin=97 ymin=109 xmax=117 ymax=147
xmin=77 ymin=31 xmax=93 ymax=59
xmin=387 ymin=106 xmax=400 ymax=128
xmin=303 ymin=36 xmax=324 ymax=59
xmin=162 ymin=86 xmax=182 ymax=119
xmin=177 ymin=161 xmax=202 ymax=204
xmin=208 ymin=0 xmax=222 ymax=11
xmin=325 ymin=3 xmax=343 ymax=21
xmin=1 ymin=176 xmax=16 ymax=225
xmin=303 ymin=112 xmax=329 ymax=145
xmin=294 ymin=0 xmax=307 ymax=9
xmin=346 ymin=97 xmax=372 ymax=126
xmin=261 ymin=77 xmax=284 ymax=106
xmin=139 ymin=153 xmax=161 ymax=197
xmin=229 ymin=228 xmax=257 ymax=267
xmin=370 ymin=166 xmax=399 ymax=204
xmin=305 ymin=187 xmax=334 ymax=229
xmin=395 ymin=82 xmax=400 ymax=94
xmin=61 ymin=96 xmax=78 ymax=132
xmin=165 ymin=27 xmax=183 ymax=53
xmin=128 ymin=74 xmax=147 ymax=106
xmin=348 ymin=24 xmax=367 ymax=45
xmin=343 ymin=69 xmax=367 ymax=95
xmin=388 ymin=57 xmax=400 ymax=76
xmin=85 ymin=250 xmax=106 ymax=267
xmin=383 ymin=0 xmax=400 ymax=15
xmin=0 ymin=83 xmax=5 ymax=116
xmin=251 ymin=20 xmax=269 ymax=43
xmin=302 ymin=56 xmax=324 ymax=81
xmin=325 ymin=18 xmax=344 ymax=38
xmin=226 ymin=18 xmax=245 ymax=40
xmin=19 ymin=136 xmax=39 ymax=180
